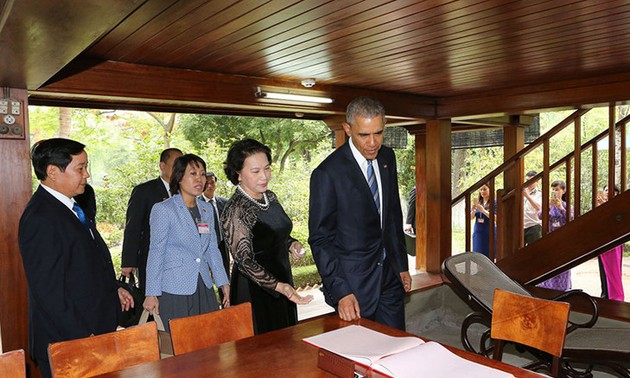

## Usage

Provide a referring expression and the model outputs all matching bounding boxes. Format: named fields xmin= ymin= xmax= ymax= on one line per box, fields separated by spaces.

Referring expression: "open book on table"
xmin=304 ymin=325 xmax=515 ymax=378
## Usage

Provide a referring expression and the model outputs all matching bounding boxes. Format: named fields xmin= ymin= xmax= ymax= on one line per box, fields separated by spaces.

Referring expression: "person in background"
xmin=309 ymin=96 xmax=410 ymax=331
xmin=143 ymin=154 xmax=229 ymax=332
xmin=537 ymin=179 xmax=572 ymax=291
xmin=470 ymin=183 xmax=494 ymax=258
xmin=596 ymin=184 xmax=624 ymax=301
xmin=221 ymin=139 xmax=312 ymax=334
xmin=121 ymin=148 xmax=183 ymax=295
xmin=404 ymin=186 xmax=416 ymax=234
xmin=18 ymin=138 xmax=133 ymax=378
xmin=200 ymin=171 xmax=230 ymax=280
xmin=523 ymin=170 xmax=542 ymax=246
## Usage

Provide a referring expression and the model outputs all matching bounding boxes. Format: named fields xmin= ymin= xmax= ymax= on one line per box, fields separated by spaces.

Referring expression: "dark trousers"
xmin=366 ymin=258 xmax=406 ymax=331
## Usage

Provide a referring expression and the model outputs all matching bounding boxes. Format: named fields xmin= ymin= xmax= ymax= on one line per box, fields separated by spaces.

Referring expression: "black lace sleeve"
xmin=221 ymin=190 xmax=279 ymax=290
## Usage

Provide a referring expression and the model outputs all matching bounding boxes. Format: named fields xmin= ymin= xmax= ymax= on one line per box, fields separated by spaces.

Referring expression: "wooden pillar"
xmin=501 ymin=116 xmax=525 ymax=258
xmin=0 ymin=89 xmax=31 ymax=360
xmin=414 ymin=132 xmax=427 ymax=271
xmin=425 ymin=119 xmax=451 ymax=272
xmin=323 ymin=116 xmax=347 ymax=148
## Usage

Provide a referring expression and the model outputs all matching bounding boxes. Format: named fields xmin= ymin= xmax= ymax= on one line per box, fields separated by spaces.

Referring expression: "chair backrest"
xmin=169 ymin=302 xmax=254 ymax=355
xmin=0 ymin=349 xmax=26 ymax=378
xmin=491 ymin=289 xmax=569 ymax=376
xmin=442 ymin=252 xmax=531 ymax=313
xmin=48 ymin=322 xmax=160 ymax=378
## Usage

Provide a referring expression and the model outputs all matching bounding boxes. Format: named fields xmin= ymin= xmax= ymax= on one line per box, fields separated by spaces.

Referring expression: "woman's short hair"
xmin=169 ymin=154 xmax=206 ymax=196
xmin=224 ymin=139 xmax=272 ymax=185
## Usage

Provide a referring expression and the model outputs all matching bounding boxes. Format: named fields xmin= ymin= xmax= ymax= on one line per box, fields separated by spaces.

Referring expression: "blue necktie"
xmin=367 ymin=160 xmax=380 ymax=214
xmin=72 ymin=203 xmax=90 ymax=230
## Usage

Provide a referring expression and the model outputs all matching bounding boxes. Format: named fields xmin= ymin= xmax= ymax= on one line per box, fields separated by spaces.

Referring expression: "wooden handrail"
xmin=452 ymin=105 xmax=629 ymax=257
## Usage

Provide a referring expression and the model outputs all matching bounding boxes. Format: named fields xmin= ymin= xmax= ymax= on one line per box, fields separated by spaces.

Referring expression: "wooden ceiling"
xmin=1 ymin=0 xmax=629 ymax=124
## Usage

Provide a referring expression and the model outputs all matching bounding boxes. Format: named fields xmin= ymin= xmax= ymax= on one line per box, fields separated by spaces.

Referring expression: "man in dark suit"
xmin=308 ymin=97 xmax=411 ymax=330
xmin=121 ymin=148 xmax=182 ymax=294
xmin=200 ymin=171 xmax=230 ymax=278
xmin=18 ymin=138 xmax=134 ymax=378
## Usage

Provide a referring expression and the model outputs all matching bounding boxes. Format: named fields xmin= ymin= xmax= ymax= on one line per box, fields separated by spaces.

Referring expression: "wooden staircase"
xmin=452 ymin=105 xmax=629 ymax=305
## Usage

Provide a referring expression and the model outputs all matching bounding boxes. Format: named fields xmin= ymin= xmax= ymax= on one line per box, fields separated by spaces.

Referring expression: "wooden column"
xmin=425 ymin=119 xmax=451 ymax=272
xmin=0 ymin=89 xmax=31 ymax=359
xmin=323 ymin=116 xmax=347 ymax=148
xmin=501 ymin=117 xmax=525 ymax=258
xmin=413 ymin=132 xmax=427 ymax=271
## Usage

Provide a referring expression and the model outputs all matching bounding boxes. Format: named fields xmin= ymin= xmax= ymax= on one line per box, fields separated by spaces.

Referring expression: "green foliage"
xmin=179 ymin=114 xmax=330 ymax=173
xmin=292 ymin=265 xmax=322 ymax=289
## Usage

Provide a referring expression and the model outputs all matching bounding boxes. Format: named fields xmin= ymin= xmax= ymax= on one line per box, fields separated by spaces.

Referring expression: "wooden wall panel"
xmin=0 ymin=89 xmax=31 ymax=359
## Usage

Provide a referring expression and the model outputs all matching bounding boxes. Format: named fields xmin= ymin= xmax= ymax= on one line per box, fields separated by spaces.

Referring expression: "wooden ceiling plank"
xmin=260 ymin=0 xmax=618 ymax=78
xmin=226 ymin=0 xmax=451 ymax=73
xmin=87 ymin=0 xmax=182 ymax=57
xmin=192 ymin=0 xmax=381 ymax=70
xmin=161 ymin=1 xmax=309 ymax=66
xmin=119 ymin=1 xmax=261 ymax=63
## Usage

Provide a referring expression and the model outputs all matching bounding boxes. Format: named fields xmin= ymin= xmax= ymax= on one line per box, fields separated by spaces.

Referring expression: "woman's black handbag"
xmin=117 ymin=273 xmax=144 ymax=327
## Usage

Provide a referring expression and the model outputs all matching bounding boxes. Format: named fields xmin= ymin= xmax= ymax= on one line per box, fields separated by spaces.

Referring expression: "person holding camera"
xmin=536 ymin=179 xmax=572 ymax=291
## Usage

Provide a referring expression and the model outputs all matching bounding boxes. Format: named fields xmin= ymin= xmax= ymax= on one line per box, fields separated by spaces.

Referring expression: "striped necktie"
xmin=367 ymin=160 xmax=380 ymax=214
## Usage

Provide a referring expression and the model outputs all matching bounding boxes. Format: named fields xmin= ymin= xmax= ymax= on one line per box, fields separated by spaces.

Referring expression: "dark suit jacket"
xmin=308 ymin=142 xmax=407 ymax=317
xmin=121 ymin=177 xmax=169 ymax=288
xmin=203 ymin=195 xmax=229 ymax=275
xmin=18 ymin=186 xmax=119 ymax=373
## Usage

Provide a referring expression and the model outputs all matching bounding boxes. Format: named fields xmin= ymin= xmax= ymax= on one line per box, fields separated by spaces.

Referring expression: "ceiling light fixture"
xmin=255 ymin=87 xmax=333 ymax=104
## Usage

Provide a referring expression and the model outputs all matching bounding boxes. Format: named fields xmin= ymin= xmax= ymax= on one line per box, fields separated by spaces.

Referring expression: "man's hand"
xmin=117 ymin=287 xmax=134 ymax=311
xmin=121 ymin=267 xmax=136 ymax=277
xmin=400 ymin=271 xmax=412 ymax=292
xmin=337 ymin=294 xmax=361 ymax=321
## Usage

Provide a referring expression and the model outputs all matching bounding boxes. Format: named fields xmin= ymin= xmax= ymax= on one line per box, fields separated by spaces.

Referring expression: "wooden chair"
xmin=0 ymin=349 xmax=26 ymax=378
xmin=48 ymin=322 xmax=159 ymax=378
xmin=169 ymin=302 xmax=254 ymax=355
xmin=491 ymin=289 xmax=569 ymax=377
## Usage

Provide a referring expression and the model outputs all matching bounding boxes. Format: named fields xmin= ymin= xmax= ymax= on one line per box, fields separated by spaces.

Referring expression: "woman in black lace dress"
xmin=221 ymin=139 xmax=313 ymax=334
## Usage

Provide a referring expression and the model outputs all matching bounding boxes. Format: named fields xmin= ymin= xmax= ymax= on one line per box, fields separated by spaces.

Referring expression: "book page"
xmin=372 ymin=341 xmax=515 ymax=378
xmin=303 ymin=325 xmax=424 ymax=365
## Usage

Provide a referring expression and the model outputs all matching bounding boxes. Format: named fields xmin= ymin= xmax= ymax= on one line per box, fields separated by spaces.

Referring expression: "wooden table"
xmin=96 ymin=315 xmax=541 ymax=377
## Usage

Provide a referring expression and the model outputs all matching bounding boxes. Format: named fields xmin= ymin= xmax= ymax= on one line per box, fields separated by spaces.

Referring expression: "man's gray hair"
xmin=346 ymin=96 xmax=386 ymax=125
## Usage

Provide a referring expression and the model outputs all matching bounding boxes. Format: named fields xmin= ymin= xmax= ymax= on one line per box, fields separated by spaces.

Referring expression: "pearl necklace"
xmin=237 ymin=185 xmax=270 ymax=210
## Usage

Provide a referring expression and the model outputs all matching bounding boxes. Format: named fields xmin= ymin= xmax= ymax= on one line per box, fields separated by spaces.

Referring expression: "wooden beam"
xmin=32 ymin=61 xmax=436 ymax=120
xmin=438 ymin=72 xmax=630 ymax=118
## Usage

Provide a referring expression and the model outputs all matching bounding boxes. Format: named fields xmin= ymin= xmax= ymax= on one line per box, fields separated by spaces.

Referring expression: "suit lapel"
xmin=174 ymin=195 xmax=205 ymax=253
xmin=340 ymin=142 xmax=381 ymax=216
xmin=35 ymin=186 xmax=110 ymax=260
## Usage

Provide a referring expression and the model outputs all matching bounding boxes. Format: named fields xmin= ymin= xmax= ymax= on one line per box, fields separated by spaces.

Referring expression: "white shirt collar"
xmin=201 ymin=193 xmax=214 ymax=202
xmin=348 ymin=138 xmax=378 ymax=172
xmin=40 ymin=183 xmax=75 ymax=211
xmin=160 ymin=176 xmax=171 ymax=197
